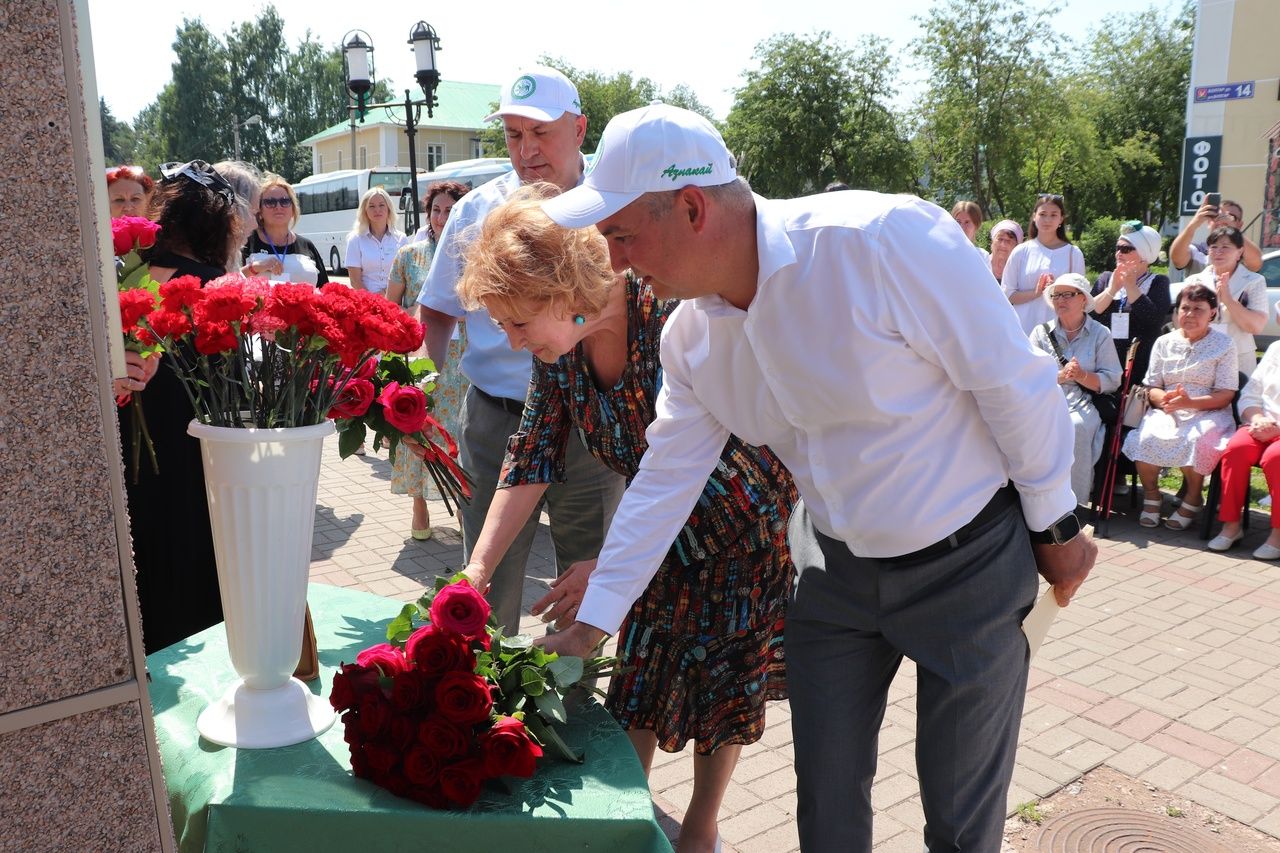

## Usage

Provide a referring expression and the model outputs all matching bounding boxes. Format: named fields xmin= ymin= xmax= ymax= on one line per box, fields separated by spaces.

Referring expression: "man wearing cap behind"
xmin=415 ymin=66 xmax=625 ymax=633
xmin=536 ymin=104 xmax=1096 ymax=852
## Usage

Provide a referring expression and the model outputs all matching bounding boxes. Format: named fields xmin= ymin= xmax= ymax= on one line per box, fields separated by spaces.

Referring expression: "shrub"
xmin=1077 ymin=217 xmax=1127 ymax=277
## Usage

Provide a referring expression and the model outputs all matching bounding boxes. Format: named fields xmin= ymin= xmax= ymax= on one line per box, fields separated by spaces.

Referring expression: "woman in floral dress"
xmin=453 ymin=186 xmax=795 ymax=853
xmin=386 ymin=180 xmax=469 ymax=540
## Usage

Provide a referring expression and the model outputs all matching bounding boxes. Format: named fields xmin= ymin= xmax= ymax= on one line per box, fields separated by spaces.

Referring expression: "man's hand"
xmin=531 ymin=559 xmax=596 ymax=629
xmin=534 ymin=621 xmax=607 ymax=658
xmin=1034 ymin=531 xmax=1096 ymax=607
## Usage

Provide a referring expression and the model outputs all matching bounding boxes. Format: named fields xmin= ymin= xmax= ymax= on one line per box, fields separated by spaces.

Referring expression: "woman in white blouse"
xmin=1209 ymin=342 xmax=1280 ymax=558
xmin=1182 ymin=225 xmax=1267 ymax=377
xmin=1001 ymin=194 xmax=1086 ymax=334
xmin=345 ymin=186 xmax=406 ymax=297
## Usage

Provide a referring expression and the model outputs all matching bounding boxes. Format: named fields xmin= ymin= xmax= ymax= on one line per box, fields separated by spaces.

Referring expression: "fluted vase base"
xmin=197 ymin=677 xmax=335 ymax=748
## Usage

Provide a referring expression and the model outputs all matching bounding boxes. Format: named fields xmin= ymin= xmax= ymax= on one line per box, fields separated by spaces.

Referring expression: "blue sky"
xmin=88 ymin=0 xmax=1187 ymax=123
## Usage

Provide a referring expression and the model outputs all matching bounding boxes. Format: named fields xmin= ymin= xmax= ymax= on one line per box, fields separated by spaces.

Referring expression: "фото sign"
xmin=1179 ymin=135 xmax=1222 ymax=216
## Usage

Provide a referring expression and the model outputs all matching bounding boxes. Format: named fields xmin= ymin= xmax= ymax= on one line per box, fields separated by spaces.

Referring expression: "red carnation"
xmin=405 ymin=624 xmax=475 ymax=676
xmin=403 ymin=744 xmax=443 ymax=786
xmin=119 ymin=289 xmax=157 ymax=333
xmin=429 ymin=580 xmax=491 ymax=639
xmin=434 ymin=671 xmax=493 ymax=725
xmin=194 ymin=279 xmax=256 ymax=325
xmin=264 ymin=283 xmax=322 ymax=335
xmin=417 ymin=718 xmax=471 ymax=760
xmin=146 ymin=308 xmax=192 ymax=340
xmin=439 ymin=758 xmax=487 ymax=807
xmin=355 ymin=642 xmax=408 ymax=677
xmin=328 ymin=378 xmax=375 ymax=419
xmin=480 ymin=716 xmax=543 ymax=778
xmin=158 ymin=275 xmax=205 ymax=311
xmin=194 ymin=320 xmax=238 ymax=355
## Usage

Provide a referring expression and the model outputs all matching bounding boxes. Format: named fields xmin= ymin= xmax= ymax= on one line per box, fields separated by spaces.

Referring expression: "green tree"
xmin=478 ymin=58 xmax=715 ymax=158
xmin=912 ymin=0 xmax=1061 ymax=218
xmin=724 ymin=32 xmax=915 ymax=198
xmin=99 ymin=98 xmax=136 ymax=164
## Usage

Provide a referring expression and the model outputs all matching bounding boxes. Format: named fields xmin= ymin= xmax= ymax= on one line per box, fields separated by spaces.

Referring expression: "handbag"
xmin=1121 ymin=384 xmax=1150 ymax=428
xmin=1039 ymin=323 xmax=1119 ymax=423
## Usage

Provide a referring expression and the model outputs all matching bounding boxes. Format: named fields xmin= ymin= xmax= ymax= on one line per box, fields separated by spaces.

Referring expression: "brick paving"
xmin=309 ymin=441 xmax=1280 ymax=851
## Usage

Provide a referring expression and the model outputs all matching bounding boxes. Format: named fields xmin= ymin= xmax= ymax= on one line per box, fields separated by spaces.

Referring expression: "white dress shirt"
xmin=1240 ymin=342 xmax=1280 ymax=417
xmin=345 ymin=229 xmax=406 ymax=294
xmin=579 ymin=191 xmax=1076 ymax=635
xmin=1001 ymin=240 xmax=1087 ymax=334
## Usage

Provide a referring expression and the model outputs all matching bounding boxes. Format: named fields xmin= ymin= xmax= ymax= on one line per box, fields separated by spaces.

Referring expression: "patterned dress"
xmin=1122 ymin=328 xmax=1239 ymax=475
xmin=500 ymin=275 xmax=797 ymax=754
xmin=387 ymin=238 xmax=468 ymax=499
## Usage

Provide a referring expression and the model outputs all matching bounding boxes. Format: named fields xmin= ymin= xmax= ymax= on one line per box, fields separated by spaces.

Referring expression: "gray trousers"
xmin=786 ymin=498 xmax=1037 ymax=853
xmin=458 ymin=387 xmax=626 ymax=633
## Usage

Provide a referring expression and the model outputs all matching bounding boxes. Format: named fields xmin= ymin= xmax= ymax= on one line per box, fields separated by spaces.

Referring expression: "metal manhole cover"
xmin=1030 ymin=807 xmax=1231 ymax=852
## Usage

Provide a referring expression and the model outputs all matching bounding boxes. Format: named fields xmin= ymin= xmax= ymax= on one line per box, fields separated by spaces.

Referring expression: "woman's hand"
xmin=1111 ymin=262 xmax=1135 ymax=293
xmin=399 ymin=436 xmax=428 ymax=459
xmin=1160 ymin=384 xmax=1190 ymax=413
xmin=460 ymin=563 xmax=491 ymax=595
xmin=1249 ymin=414 xmax=1280 ymax=441
xmin=530 ymin=559 xmax=597 ymax=629
xmin=245 ymin=257 xmax=284 ymax=276
xmin=1035 ymin=272 xmax=1054 ymax=295
xmin=112 ymin=351 xmax=160 ymax=398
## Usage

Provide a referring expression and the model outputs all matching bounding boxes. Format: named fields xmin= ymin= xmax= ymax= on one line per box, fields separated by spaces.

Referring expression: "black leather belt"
xmin=887 ymin=484 xmax=1019 ymax=563
xmin=473 ymin=386 xmax=526 ymax=416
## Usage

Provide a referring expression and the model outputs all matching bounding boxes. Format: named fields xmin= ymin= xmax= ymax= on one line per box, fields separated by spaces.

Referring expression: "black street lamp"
xmin=341 ymin=22 xmax=443 ymax=235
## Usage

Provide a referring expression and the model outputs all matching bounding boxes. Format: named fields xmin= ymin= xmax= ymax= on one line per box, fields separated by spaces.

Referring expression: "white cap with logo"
xmin=483 ymin=65 xmax=582 ymax=123
xmin=543 ymin=103 xmax=737 ymax=229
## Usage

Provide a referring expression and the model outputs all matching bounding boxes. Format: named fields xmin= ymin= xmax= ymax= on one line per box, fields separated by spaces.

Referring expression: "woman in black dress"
xmin=121 ymin=161 xmax=243 ymax=653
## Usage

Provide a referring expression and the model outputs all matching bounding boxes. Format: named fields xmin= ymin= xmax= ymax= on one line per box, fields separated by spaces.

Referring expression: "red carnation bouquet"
xmin=325 ymin=356 xmax=471 ymax=511
xmin=112 ymin=216 xmax=163 ymax=481
xmin=331 ymin=577 xmax=619 ymax=809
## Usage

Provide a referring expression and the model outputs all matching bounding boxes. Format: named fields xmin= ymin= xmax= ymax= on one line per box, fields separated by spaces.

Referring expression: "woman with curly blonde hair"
xmin=453 ymin=184 xmax=795 ymax=853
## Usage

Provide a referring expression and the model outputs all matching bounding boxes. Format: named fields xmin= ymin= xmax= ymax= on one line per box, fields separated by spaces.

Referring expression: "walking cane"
xmin=1095 ymin=338 xmax=1142 ymax=538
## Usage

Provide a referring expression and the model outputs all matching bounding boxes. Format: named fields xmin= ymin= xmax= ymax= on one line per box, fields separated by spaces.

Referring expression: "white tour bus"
xmin=295 ymin=160 xmax=514 ymax=273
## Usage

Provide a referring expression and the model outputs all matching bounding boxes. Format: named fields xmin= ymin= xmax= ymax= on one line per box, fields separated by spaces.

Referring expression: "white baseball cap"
xmin=483 ymin=66 xmax=582 ymax=123
xmin=542 ymin=104 xmax=737 ymax=229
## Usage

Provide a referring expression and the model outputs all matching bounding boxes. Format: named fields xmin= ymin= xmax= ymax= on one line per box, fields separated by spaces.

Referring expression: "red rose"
xmin=370 ymin=767 xmax=409 ymax=798
xmin=158 ymin=275 xmax=205 ymax=311
xmin=364 ymin=740 xmax=399 ymax=774
xmin=439 ymin=758 xmax=487 ymax=807
xmin=330 ymin=663 xmax=383 ymax=712
xmin=357 ymin=693 xmax=393 ymax=738
xmin=430 ymin=580 xmax=492 ymax=639
xmin=405 ymin=624 xmax=475 ymax=676
xmin=119 ymin=288 xmax=157 ymax=333
xmin=480 ymin=716 xmax=543 ymax=778
xmin=403 ymin=744 xmax=442 ymax=786
xmin=146 ymin=308 xmax=192 ymax=340
xmin=375 ymin=381 xmax=429 ymax=434
xmin=328 ymin=378 xmax=375 ymax=419
xmin=111 ymin=216 xmax=160 ymax=256
xmin=350 ymin=357 xmax=379 ymax=381
xmin=434 ymin=671 xmax=493 ymax=725
xmin=417 ymin=718 xmax=471 ymax=760
xmin=406 ymin=783 xmax=448 ymax=809
xmin=194 ymin=320 xmax=239 ymax=354
xmin=349 ymin=744 xmax=372 ymax=779
xmin=391 ymin=670 xmax=430 ymax=712
xmin=388 ymin=713 xmax=418 ymax=750
xmin=355 ymin=642 xmax=408 ymax=676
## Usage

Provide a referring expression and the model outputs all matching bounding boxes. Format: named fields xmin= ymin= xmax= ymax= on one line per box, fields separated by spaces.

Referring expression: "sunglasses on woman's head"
xmin=1038 ymin=193 xmax=1064 ymax=203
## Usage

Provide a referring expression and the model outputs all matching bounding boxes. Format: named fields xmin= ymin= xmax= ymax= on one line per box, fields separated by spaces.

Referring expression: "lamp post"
xmin=342 ymin=22 xmax=442 ymax=235
xmin=232 ymin=113 xmax=262 ymax=162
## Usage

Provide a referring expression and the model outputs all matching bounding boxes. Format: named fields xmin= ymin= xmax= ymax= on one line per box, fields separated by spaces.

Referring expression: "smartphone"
xmin=1206 ymin=192 xmax=1221 ymax=208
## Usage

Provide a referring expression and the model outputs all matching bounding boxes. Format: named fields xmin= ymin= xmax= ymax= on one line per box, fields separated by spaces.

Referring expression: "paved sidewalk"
xmin=309 ymin=442 xmax=1280 ymax=851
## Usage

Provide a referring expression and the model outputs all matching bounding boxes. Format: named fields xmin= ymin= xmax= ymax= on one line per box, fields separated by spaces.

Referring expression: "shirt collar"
xmin=691 ymin=194 xmax=797 ymax=317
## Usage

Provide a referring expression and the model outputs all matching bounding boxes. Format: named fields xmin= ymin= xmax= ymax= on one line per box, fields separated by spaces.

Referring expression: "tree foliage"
xmin=478 ymin=56 xmax=716 ymax=158
xmin=99 ymin=98 xmax=136 ymax=164
xmin=130 ymin=6 xmax=390 ymax=183
xmin=723 ymin=32 xmax=915 ymax=198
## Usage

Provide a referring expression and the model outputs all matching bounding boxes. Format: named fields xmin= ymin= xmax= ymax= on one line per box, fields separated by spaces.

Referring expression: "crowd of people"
xmin=109 ymin=61 xmax=1277 ymax=853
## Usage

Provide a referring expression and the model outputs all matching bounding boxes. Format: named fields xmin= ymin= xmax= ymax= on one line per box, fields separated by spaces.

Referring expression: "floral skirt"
xmin=1122 ymin=406 xmax=1234 ymax=476
xmin=605 ymin=514 xmax=792 ymax=755
xmin=390 ymin=334 xmax=467 ymax=498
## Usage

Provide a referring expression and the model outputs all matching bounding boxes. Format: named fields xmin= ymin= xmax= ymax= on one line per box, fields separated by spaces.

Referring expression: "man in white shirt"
xmin=415 ymin=67 xmax=625 ymax=633
xmin=537 ymin=105 xmax=1096 ymax=852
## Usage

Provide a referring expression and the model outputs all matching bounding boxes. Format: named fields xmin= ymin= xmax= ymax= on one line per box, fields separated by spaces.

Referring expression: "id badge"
xmin=1110 ymin=313 xmax=1130 ymax=340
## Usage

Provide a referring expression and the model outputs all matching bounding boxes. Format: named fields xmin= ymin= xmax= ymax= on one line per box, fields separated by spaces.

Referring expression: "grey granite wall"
xmin=0 ymin=1 xmax=169 ymax=850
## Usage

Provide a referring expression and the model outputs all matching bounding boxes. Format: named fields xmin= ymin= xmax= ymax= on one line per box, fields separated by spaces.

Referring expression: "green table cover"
xmin=148 ymin=583 xmax=673 ymax=853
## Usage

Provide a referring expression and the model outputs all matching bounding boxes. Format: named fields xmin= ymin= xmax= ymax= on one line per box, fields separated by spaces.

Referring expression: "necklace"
xmin=1062 ymin=316 xmax=1086 ymax=339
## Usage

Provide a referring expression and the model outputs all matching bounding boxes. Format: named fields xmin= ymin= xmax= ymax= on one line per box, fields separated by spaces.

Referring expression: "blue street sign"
xmin=1194 ymin=81 xmax=1255 ymax=102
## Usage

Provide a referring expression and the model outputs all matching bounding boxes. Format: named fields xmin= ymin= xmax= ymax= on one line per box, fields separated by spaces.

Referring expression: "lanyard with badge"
xmin=1108 ymin=272 xmax=1151 ymax=340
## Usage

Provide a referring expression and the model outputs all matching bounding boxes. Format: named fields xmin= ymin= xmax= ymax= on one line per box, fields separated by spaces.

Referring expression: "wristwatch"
xmin=1028 ymin=511 xmax=1082 ymax=546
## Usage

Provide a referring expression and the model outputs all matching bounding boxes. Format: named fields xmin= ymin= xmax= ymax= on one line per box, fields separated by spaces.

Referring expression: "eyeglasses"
xmin=1049 ymin=291 xmax=1082 ymax=301
xmin=1115 ymin=244 xmax=1136 ymax=254
xmin=261 ymin=197 xmax=293 ymax=209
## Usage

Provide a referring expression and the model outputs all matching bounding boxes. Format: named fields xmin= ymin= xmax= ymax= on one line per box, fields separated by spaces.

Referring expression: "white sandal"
xmin=1138 ymin=496 xmax=1162 ymax=528
xmin=1164 ymin=500 xmax=1203 ymax=531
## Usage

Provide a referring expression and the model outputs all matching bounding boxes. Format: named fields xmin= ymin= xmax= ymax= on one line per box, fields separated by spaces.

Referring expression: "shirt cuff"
xmin=577 ymin=585 xmax=634 ymax=637
xmin=1018 ymin=483 xmax=1078 ymax=533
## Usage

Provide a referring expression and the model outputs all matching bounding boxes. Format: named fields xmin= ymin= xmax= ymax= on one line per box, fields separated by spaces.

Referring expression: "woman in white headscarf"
xmin=1091 ymin=223 xmax=1171 ymax=383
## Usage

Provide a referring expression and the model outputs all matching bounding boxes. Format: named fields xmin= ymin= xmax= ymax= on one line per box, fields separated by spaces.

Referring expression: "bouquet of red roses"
xmin=331 ymin=577 xmax=618 ymax=809
xmin=112 ymin=216 xmax=162 ymax=481
xmin=325 ymin=354 xmax=471 ymax=512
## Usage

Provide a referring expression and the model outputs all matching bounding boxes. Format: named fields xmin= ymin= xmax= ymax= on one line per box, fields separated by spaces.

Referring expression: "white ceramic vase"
xmin=188 ymin=419 xmax=336 ymax=749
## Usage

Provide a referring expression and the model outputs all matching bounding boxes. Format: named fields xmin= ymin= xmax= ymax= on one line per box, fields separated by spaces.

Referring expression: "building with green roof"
xmin=300 ymin=80 xmax=499 ymax=176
